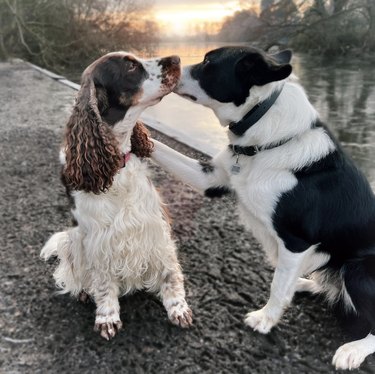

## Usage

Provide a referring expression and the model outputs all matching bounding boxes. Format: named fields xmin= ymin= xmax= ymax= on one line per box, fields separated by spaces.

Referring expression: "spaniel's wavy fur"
xmin=41 ymin=52 xmax=192 ymax=340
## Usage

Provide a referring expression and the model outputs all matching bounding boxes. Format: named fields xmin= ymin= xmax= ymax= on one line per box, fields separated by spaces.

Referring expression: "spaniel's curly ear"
xmin=63 ymin=77 xmax=121 ymax=194
xmin=131 ymin=122 xmax=154 ymax=158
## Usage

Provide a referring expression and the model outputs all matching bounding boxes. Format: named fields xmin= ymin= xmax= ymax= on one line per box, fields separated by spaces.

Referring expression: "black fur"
xmin=273 ymin=123 xmax=375 ymax=259
xmin=272 ymin=119 xmax=375 ymax=336
xmin=205 ymin=186 xmax=231 ymax=198
xmin=199 ymin=160 xmax=215 ymax=173
xmin=190 ymin=47 xmax=292 ymax=106
xmin=183 ymin=45 xmax=375 ymax=363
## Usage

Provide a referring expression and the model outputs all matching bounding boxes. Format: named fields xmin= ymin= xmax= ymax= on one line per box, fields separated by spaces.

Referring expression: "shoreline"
xmin=1 ymin=59 xmax=374 ymax=373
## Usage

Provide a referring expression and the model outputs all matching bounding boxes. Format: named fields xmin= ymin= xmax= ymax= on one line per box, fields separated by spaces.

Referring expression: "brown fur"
xmin=62 ymin=76 xmax=154 ymax=195
xmin=131 ymin=122 xmax=154 ymax=158
xmin=63 ymin=76 xmax=122 ymax=195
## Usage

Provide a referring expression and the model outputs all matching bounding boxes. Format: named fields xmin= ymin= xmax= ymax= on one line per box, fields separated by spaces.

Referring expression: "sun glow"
xmin=155 ymin=2 xmax=242 ymax=37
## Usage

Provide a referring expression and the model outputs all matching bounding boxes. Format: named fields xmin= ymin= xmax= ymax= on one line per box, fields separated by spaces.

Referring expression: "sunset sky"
xmin=153 ymin=0 xmax=244 ymax=37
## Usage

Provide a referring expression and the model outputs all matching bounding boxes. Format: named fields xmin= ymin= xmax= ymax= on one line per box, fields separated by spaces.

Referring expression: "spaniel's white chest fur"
xmin=72 ymin=156 xmax=173 ymax=293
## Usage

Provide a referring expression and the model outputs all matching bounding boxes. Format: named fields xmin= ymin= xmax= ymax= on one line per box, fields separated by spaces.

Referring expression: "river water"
xmin=140 ymin=42 xmax=375 ymax=185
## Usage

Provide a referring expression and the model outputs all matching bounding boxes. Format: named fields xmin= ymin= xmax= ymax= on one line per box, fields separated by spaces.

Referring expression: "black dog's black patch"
xmin=273 ymin=120 xmax=375 ymax=261
xmin=199 ymin=160 xmax=215 ymax=173
xmin=205 ymin=186 xmax=231 ymax=198
xmin=190 ymin=46 xmax=292 ymax=106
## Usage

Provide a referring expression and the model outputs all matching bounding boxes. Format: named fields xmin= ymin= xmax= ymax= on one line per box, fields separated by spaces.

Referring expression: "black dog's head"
xmin=175 ymin=46 xmax=292 ymax=108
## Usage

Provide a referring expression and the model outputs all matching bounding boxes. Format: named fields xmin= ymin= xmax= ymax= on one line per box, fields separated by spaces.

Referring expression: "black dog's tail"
xmin=340 ymin=250 xmax=375 ymax=339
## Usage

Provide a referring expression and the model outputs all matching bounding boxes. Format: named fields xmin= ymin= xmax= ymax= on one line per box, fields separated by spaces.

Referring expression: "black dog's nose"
xmin=170 ymin=55 xmax=180 ymax=65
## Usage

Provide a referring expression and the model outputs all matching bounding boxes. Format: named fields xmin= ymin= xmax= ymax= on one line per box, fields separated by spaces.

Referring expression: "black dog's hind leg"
xmin=332 ymin=255 xmax=375 ymax=370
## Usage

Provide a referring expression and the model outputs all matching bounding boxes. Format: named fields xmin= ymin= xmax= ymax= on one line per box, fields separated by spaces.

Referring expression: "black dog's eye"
xmin=202 ymin=56 xmax=210 ymax=65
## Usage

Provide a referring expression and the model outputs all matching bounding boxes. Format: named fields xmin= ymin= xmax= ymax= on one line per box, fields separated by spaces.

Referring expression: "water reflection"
xmin=294 ymin=55 xmax=375 ymax=183
xmin=142 ymin=42 xmax=375 ymax=184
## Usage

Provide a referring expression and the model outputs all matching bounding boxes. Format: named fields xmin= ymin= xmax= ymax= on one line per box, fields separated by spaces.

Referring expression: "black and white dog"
xmin=151 ymin=46 xmax=375 ymax=370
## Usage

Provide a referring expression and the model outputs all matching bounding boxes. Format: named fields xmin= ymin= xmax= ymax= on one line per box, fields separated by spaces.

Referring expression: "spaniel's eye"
xmin=202 ymin=57 xmax=210 ymax=65
xmin=128 ymin=61 xmax=137 ymax=72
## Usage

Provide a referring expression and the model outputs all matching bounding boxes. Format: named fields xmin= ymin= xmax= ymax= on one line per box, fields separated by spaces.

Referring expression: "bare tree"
xmin=363 ymin=0 xmax=375 ymax=50
xmin=0 ymin=0 xmax=158 ymax=77
xmin=218 ymin=0 xmax=373 ymax=55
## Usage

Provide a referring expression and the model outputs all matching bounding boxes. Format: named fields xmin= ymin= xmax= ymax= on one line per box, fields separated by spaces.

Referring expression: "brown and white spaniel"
xmin=41 ymin=52 xmax=192 ymax=340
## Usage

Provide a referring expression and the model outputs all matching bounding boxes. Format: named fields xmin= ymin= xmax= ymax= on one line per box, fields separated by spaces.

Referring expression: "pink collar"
xmin=120 ymin=152 xmax=131 ymax=168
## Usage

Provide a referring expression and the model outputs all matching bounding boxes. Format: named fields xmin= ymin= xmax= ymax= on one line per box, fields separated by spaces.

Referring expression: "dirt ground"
xmin=0 ymin=60 xmax=374 ymax=374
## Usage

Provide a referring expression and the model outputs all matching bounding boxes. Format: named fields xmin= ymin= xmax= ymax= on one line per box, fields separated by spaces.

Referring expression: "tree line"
xmin=1 ymin=0 xmax=373 ymax=76
xmin=218 ymin=0 xmax=375 ymax=55
xmin=0 ymin=0 xmax=158 ymax=78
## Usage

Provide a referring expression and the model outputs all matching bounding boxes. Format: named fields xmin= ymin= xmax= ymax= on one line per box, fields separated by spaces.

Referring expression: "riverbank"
xmin=0 ymin=59 xmax=374 ymax=373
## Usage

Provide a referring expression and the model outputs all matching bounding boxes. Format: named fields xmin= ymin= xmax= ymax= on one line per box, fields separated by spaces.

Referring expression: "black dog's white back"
xmin=151 ymin=46 xmax=375 ymax=370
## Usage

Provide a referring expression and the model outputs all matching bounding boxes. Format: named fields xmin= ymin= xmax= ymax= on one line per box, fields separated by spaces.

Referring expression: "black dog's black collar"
xmin=229 ymin=137 xmax=293 ymax=157
xmin=229 ymin=85 xmax=284 ymax=137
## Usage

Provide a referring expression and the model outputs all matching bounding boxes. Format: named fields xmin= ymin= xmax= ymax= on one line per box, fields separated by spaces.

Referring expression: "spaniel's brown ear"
xmin=131 ymin=122 xmax=154 ymax=158
xmin=63 ymin=76 xmax=121 ymax=194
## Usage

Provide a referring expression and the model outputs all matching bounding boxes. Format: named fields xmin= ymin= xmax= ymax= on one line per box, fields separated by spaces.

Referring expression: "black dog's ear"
xmin=266 ymin=60 xmax=292 ymax=83
xmin=269 ymin=49 xmax=292 ymax=64
xmin=236 ymin=51 xmax=292 ymax=86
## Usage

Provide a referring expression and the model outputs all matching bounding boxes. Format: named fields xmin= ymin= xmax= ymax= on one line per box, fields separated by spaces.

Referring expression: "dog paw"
xmin=168 ymin=301 xmax=193 ymax=328
xmin=94 ymin=314 xmax=122 ymax=340
xmin=244 ymin=308 xmax=276 ymax=334
xmin=332 ymin=342 xmax=367 ymax=370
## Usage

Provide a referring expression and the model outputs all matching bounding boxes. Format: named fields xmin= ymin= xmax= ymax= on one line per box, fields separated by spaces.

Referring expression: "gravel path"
xmin=0 ymin=60 xmax=373 ymax=374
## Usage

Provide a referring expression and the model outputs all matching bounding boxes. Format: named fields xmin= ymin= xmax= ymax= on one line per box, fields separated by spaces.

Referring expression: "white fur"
xmin=153 ymin=70 xmax=335 ymax=280
xmin=333 ymin=334 xmax=375 ymax=370
xmin=297 ymin=269 xmax=357 ymax=313
xmin=153 ymin=68 xmax=335 ymax=312
xmin=59 ymin=156 xmax=180 ymax=295
xmin=151 ymin=63 xmax=374 ymax=368
xmin=41 ymin=53 xmax=192 ymax=339
xmin=244 ymin=245 xmax=329 ymax=334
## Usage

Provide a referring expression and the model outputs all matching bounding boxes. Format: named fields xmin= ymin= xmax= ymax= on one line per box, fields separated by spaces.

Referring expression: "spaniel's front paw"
xmin=168 ymin=300 xmax=193 ymax=328
xmin=94 ymin=313 xmax=122 ymax=340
